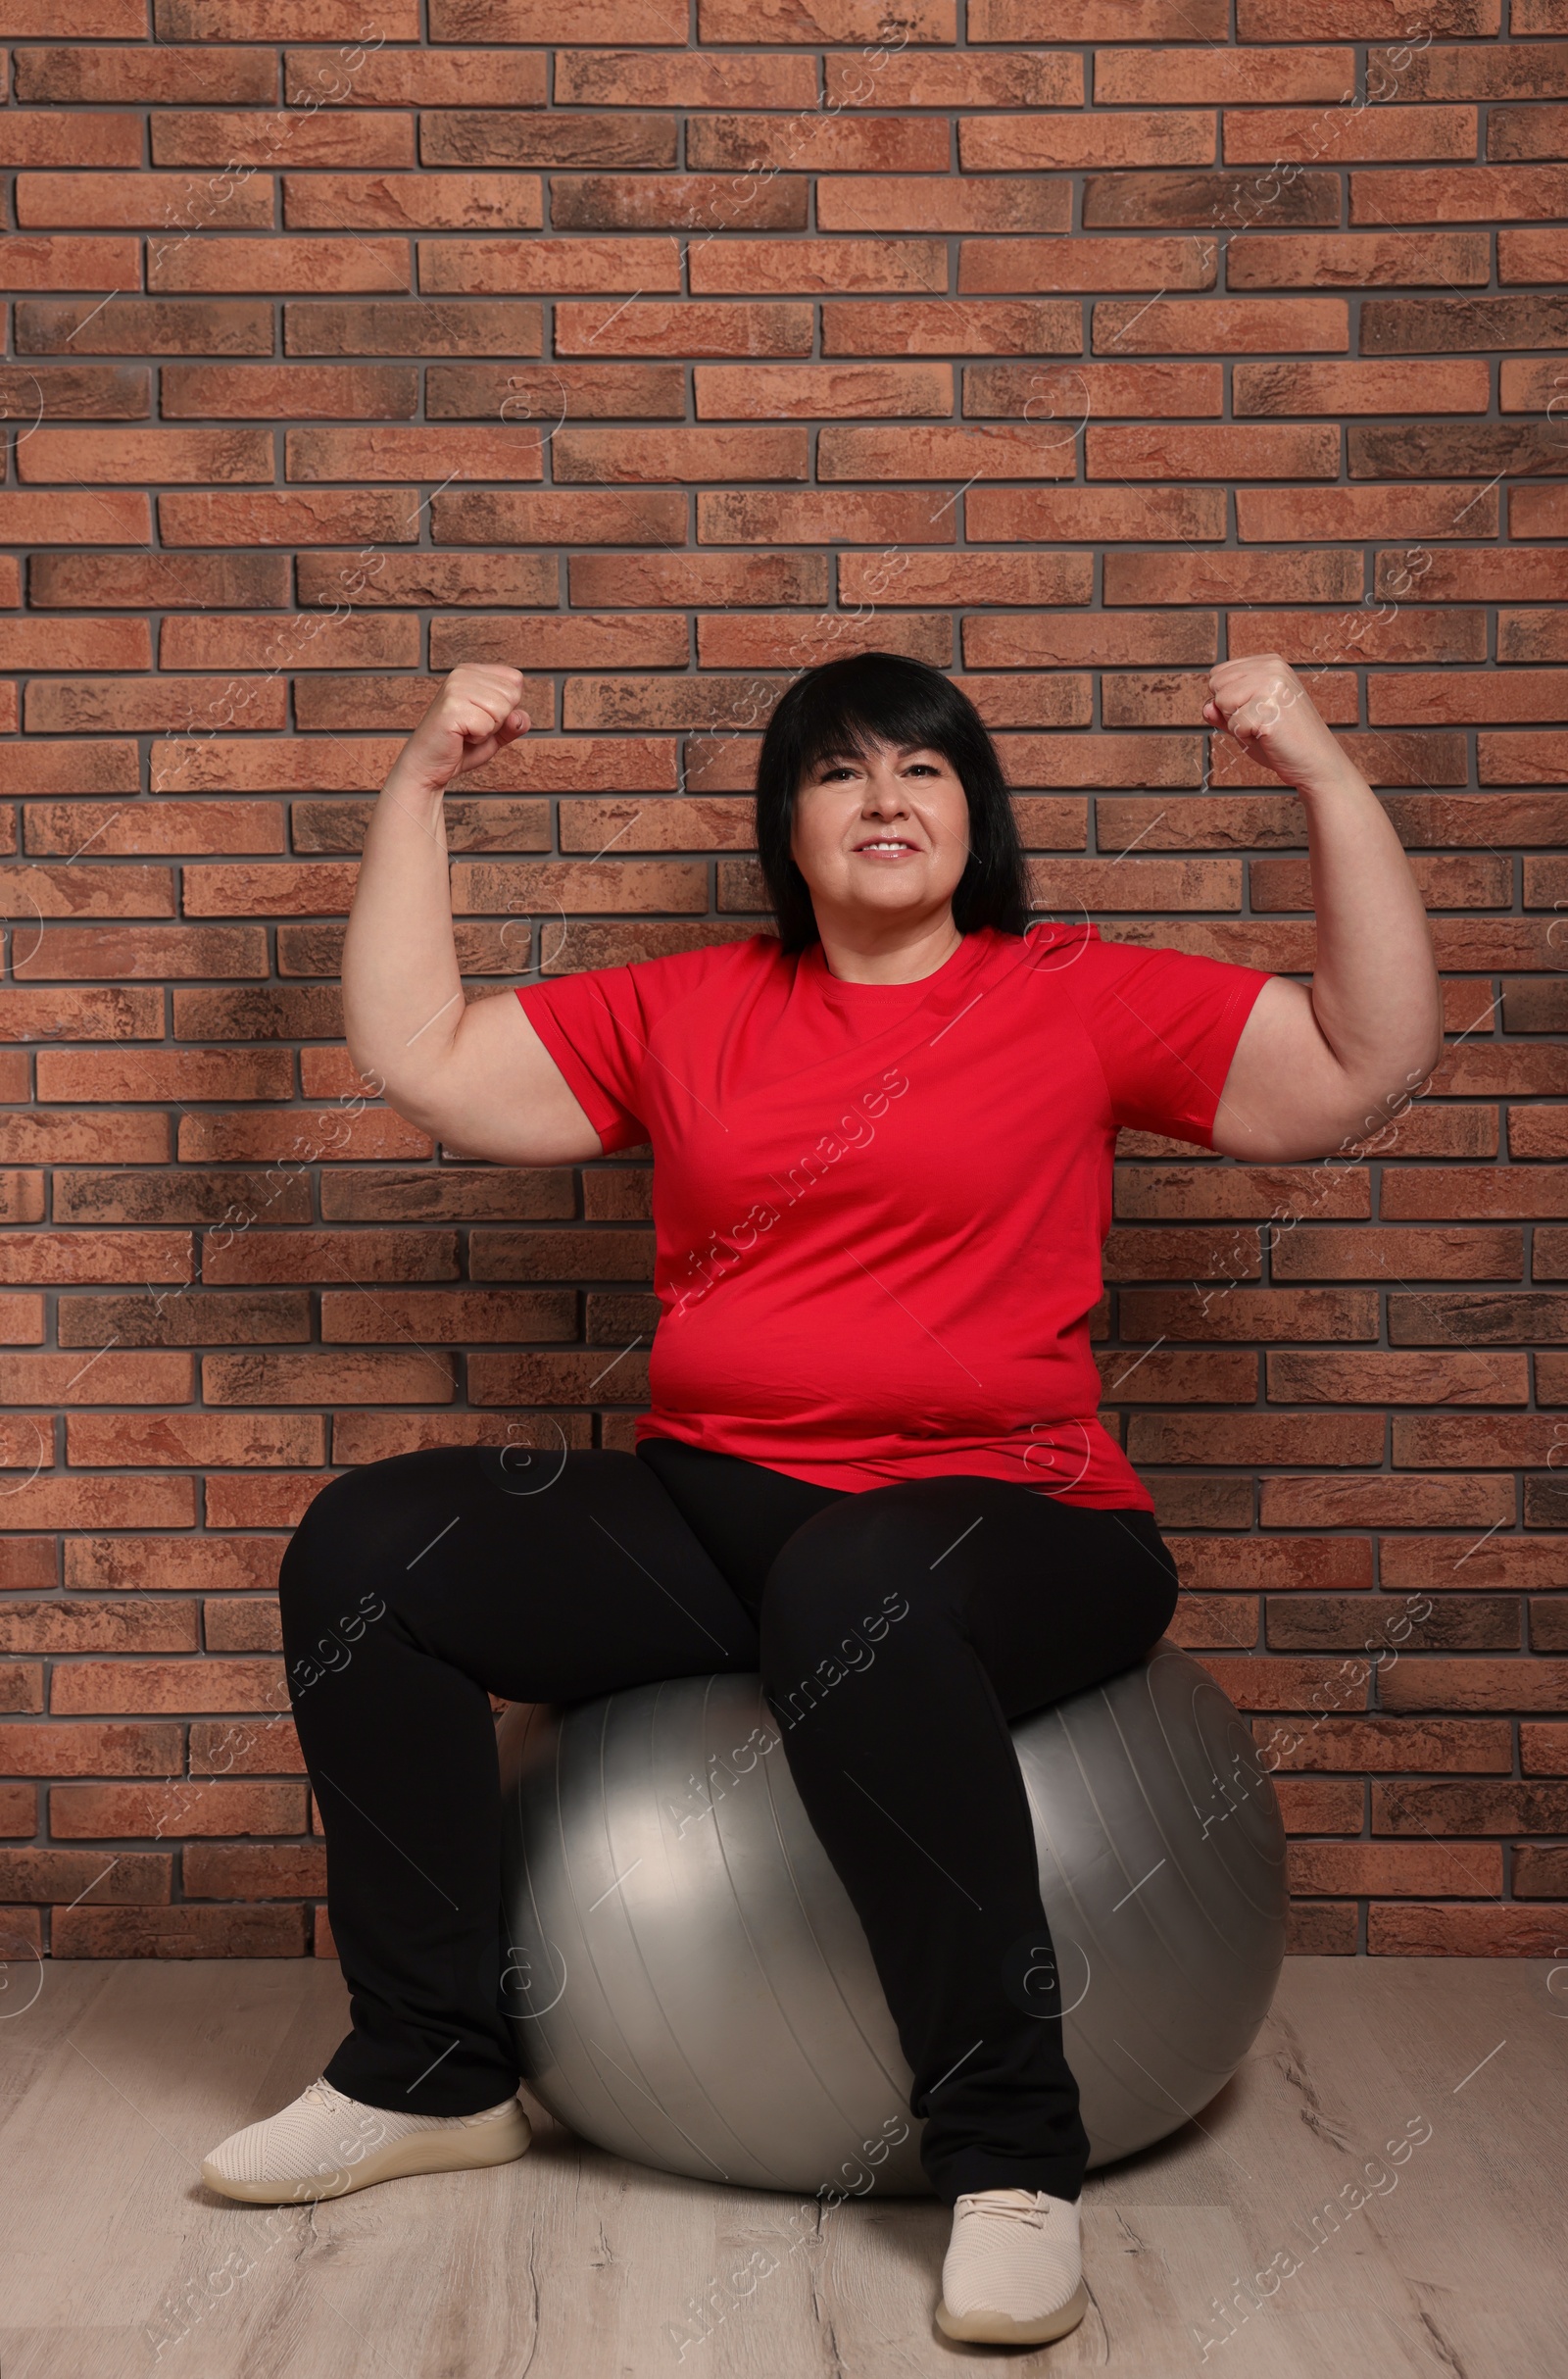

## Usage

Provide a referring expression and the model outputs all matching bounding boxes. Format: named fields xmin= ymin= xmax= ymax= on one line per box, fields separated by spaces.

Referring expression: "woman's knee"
xmin=1118 ymin=1513 xmax=1180 ymax=1643
xmin=276 ymin=1454 xmax=428 ymax=1629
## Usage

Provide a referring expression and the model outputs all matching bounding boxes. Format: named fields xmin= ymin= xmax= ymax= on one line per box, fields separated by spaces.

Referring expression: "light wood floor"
xmin=0 ymin=1956 xmax=1563 ymax=2377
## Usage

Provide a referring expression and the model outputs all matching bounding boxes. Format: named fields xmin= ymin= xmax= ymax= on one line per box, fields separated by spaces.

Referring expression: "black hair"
xmin=752 ymin=651 xmax=1032 ymax=954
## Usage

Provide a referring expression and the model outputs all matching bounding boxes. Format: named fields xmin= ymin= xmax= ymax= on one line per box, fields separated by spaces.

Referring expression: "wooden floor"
xmin=0 ymin=1956 xmax=1563 ymax=2377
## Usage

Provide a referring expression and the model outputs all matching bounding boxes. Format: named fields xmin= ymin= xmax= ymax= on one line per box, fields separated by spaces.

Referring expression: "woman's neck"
xmin=813 ymin=911 xmax=966 ymax=985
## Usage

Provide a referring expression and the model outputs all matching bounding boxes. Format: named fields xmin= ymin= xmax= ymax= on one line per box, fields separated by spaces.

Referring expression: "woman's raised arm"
xmin=340 ymin=665 xmax=607 ymax=1166
xmin=1200 ymin=653 xmax=1445 ymax=1165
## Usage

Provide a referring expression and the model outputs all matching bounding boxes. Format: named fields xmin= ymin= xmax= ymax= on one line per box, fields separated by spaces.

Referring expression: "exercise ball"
xmin=496 ymin=1639 xmax=1286 ymax=2197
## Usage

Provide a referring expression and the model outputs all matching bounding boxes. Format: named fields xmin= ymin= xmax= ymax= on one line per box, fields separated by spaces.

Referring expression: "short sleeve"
xmin=514 ymin=966 xmax=650 ymax=1152
xmin=513 ymin=940 xmax=756 ymax=1156
xmin=1064 ymin=936 xmax=1275 ymax=1150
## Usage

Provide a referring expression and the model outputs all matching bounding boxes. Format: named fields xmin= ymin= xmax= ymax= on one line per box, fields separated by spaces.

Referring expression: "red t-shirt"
xmin=514 ymin=922 xmax=1272 ymax=1511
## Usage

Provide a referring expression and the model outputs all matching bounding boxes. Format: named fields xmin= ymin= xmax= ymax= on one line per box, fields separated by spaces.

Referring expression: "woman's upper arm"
xmin=1208 ymin=975 xmax=1367 ymax=1162
xmin=415 ymin=986 xmax=608 ymax=1165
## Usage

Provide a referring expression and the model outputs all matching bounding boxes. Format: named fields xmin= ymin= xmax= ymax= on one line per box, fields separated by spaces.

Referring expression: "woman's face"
xmin=789 ymin=739 xmax=972 ymax=929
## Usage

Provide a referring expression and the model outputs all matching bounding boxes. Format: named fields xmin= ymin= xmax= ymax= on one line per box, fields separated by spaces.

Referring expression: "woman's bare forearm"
xmin=1205 ymin=654 xmax=1443 ymax=1113
xmin=339 ymin=666 xmax=532 ymax=1125
xmin=1293 ymin=752 xmax=1443 ymax=1096
xmin=340 ymin=770 xmax=463 ymax=1118
xmin=1203 ymin=654 xmax=1444 ymax=1160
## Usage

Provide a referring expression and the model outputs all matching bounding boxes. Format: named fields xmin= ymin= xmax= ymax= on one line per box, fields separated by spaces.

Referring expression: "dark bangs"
xmin=753 ymin=651 xmax=1032 ymax=954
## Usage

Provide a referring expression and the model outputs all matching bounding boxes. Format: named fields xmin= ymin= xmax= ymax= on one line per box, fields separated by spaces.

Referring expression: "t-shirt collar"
xmin=803 ymin=925 xmax=993 ymax=1001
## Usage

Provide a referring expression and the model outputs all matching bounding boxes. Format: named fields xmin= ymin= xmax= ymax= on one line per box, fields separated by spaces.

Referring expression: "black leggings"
xmin=276 ymin=1435 xmax=1179 ymax=2205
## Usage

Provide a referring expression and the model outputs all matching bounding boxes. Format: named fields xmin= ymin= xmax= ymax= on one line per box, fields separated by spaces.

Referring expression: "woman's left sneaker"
xmin=935 ymin=2186 xmax=1090 ymax=2346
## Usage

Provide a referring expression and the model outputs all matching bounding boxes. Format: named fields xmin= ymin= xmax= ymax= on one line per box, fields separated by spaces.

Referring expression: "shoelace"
xmin=955 ymin=2190 xmax=1047 ymax=2229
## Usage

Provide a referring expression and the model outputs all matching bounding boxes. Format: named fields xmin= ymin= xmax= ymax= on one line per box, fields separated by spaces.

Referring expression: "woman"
xmin=202 ymin=649 xmax=1441 ymax=2349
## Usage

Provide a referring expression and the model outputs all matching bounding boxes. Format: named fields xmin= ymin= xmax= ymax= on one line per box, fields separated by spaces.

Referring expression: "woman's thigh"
xmin=276 ymin=1443 xmax=763 ymax=1708
xmin=756 ymin=1476 xmax=1179 ymax=1719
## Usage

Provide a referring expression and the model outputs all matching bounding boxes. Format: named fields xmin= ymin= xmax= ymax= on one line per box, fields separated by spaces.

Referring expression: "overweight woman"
xmin=203 ymin=649 xmax=1441 ymax=2349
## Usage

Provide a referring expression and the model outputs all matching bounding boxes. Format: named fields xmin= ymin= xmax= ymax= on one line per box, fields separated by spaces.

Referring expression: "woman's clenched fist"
xmin=393 ymin=665 xmax=532 ymax=792
xmin=1202 ymin=655 xmax=1347 ymax=793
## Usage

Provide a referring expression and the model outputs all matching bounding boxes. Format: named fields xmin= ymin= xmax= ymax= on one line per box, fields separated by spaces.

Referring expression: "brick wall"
xmin=2 ymin=0 xmax=1566 ymax=1969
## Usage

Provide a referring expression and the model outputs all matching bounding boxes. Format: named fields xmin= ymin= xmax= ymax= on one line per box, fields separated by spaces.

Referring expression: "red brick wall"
xmin=2 ymin=0 xmax=1566 ymax=1969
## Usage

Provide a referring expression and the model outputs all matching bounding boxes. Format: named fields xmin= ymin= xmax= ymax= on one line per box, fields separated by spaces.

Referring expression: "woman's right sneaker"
xmin=201 ymin=2074 xmax=532 ymax=2205
xmin=935 ymin=2186 xmax=1091 ymax=2346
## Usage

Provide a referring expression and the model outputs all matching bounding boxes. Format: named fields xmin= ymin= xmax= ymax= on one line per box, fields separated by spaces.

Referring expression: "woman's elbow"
xmin=1324 ymin=1041 xmax=1445 ymax=1157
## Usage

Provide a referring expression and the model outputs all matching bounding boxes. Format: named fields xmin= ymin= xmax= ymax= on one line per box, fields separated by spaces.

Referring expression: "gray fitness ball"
xmin=495 ymin=1639 xmax=1287 ymax=2197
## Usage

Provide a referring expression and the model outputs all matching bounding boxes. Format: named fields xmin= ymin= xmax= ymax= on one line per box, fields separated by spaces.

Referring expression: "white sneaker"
xmin=935 ymin=2186 xmax=1090 ymax=2346
xmin=201 ymin=2073 xmax=532 ymax=2205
